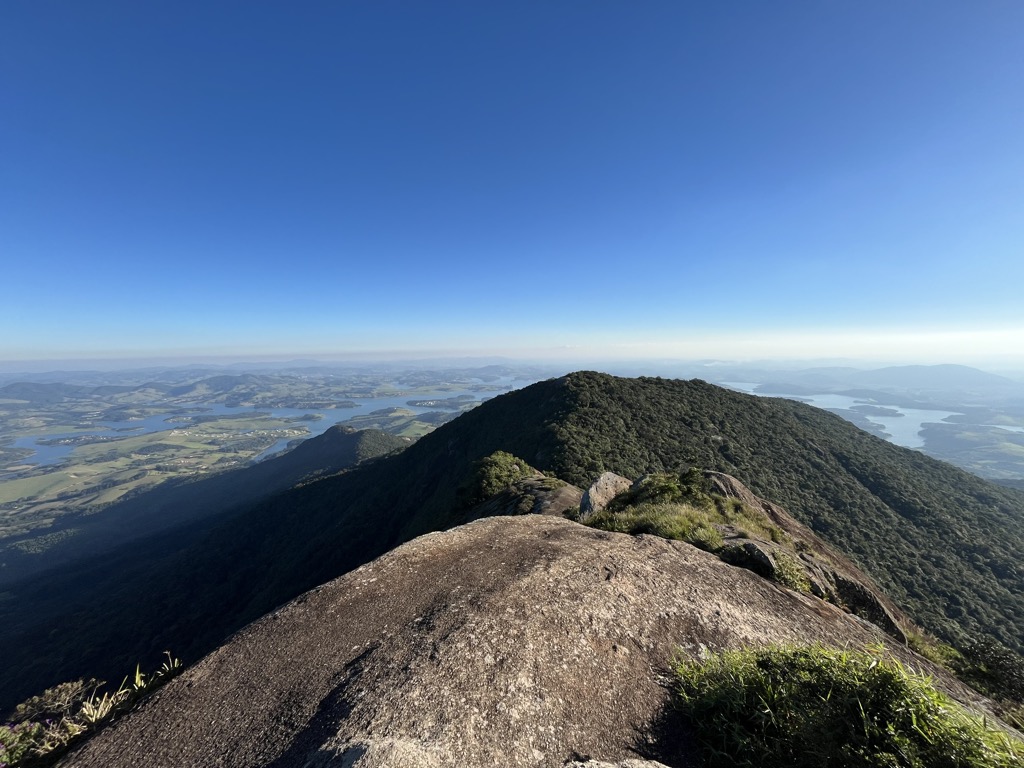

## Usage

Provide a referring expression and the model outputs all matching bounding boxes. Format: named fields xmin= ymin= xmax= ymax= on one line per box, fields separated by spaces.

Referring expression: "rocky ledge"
xmin=60 ymin=515 xmax=981 ymax=768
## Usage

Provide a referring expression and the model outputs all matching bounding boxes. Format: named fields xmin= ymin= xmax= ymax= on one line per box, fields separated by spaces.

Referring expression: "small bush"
xmin=673 ymin=645 xmax=1023 ymax=768
xmin=12 ymin=679 xmax=101 ymax=722
xmin=711 ymin=494 xmax=789 ymax=545
xmin=688 ymin=523 xmax=725 ymax=553
xmin=607 ymin=469 xmax=712 ymax=512
xmin=606 ymin=474 xmax=684 ymax=511
xmin=461 ymin=451 xmax=536 ymax=506
xmin=905 ymin=628 xmax=963 ymax=669
xmin=0 ymin=722 xmax=45 ymax=766
xmin=772 ymin=551 xmax=812 ymax=593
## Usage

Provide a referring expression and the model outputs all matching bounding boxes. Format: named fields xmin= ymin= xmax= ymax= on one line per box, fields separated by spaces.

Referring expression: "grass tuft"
xmin=0 ymin=653 xmax=182 ymax=768
xmin=586 ymin=501 xmax=724 ymax=553
xmin=673 ymin=644 xmax=1023 ymax=768
xmin=772 ymin=551 xmax=812 ymax=593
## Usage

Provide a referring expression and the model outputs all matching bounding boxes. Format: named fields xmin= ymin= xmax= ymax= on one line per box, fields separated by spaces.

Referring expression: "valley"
xmin=0 ymin=366 xmax=540 ymax=551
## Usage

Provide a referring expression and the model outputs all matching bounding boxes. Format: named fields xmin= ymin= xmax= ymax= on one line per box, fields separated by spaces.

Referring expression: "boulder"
xmin=465 ymin=473 xmax=583 ymax=520
xmin=720 ymin=540 xmax=776 ymax=579
xmin=579 ymin=472 xmax=633 ymax=520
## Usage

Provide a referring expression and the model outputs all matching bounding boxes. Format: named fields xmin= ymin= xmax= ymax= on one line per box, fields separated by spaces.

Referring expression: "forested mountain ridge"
xmin=530 ymin=373 xmax=1024 ymax=651
xmin=2 ymin=372 xmax=1022 ymax=713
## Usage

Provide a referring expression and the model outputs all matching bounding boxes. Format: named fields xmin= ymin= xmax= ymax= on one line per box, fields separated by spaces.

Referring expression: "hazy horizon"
xmin=3 ymin=351 xmax=1024 ymax=380
xmin=5 ymin=4 xmax=1023 ymax=365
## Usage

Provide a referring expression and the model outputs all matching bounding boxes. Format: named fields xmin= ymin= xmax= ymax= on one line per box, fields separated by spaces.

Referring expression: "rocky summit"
xmin=60 ymin=515 xmax=983 ymax=768
xmin=8 ymin=372 xmax=1024 ymax=716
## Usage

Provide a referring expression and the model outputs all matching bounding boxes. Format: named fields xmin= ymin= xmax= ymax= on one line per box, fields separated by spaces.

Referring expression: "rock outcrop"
xmin=60 ymin=515 xmax=982 ymax=768
xmin=466 ymin=473 xmax=583 ymax=520
xmin=579 ymin=472 xmax=633 ymax=520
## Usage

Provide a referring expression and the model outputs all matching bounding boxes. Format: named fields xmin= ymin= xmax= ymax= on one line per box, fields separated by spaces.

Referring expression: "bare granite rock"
xmin=579 ymin=472 xmax=633 ymax=520
xmin=60 ymin=515 xmax=983 ymax=768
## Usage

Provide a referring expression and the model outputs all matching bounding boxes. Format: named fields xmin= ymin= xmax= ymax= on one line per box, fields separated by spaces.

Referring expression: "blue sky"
xmin=3 ymin=2 xmax=1023 ymax=364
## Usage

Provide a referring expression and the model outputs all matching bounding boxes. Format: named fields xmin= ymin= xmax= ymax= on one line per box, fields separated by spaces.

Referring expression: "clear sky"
xmin=3 ymin=2 xmax=1023 ymax=365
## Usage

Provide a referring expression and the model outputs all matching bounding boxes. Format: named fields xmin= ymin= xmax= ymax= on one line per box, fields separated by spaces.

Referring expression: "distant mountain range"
xmin=742 ymin=363 xmax=1022 ymax=403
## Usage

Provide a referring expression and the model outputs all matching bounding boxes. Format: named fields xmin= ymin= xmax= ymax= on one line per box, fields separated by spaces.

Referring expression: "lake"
xmin=722 ymin=382 xmax=963 ymax=450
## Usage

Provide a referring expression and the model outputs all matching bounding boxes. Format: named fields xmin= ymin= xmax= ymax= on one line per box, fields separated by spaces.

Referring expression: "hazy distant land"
xmin=0 ymin=365 xmax=540 ymax=548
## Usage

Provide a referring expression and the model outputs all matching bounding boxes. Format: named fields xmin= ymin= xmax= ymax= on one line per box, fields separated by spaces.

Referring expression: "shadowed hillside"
xmin=0 ymin=426 xmax=409 ymax=584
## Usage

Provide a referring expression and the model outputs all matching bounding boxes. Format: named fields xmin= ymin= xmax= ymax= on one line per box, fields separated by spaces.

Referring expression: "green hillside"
xmin=534 ymin=373 xmax=1024 ymax=652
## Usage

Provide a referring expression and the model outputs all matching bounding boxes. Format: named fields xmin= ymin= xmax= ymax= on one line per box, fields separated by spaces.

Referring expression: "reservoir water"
xmin=721 ymin=382 xmax=963 ymax=450
xmin=10 ymin=386 xmax=511 ymax=468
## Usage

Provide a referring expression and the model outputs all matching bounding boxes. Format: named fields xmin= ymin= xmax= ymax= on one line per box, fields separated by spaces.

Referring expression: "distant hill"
xmin=993 ymin=478 xmax=1024 ymax=491
xmin=2 ymin=372 xmax=1023 ymax=712
xmin=845 ymin=364 xmax=1018 ymax=391
xmin=704 ymin=363 xmax=1021 ymax=395
xmin=0 ymin=381 xmax=100 ymax=403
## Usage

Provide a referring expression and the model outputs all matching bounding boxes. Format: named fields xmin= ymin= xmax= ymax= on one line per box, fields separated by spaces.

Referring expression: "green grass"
xmin=0 ymin=473 xmax=72 ymax=505
xmin=770 ymin=550 xmax=812 ymax=593
xmin=587 ymin=500 xmax=725 ymax=553
xmin=591 ymin=470 xmax=786 ymax=542
xmin=673 ymin=645 xmax=1023 ymax=768
xmin=393 ymin=422 xmax=436 ymax=439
